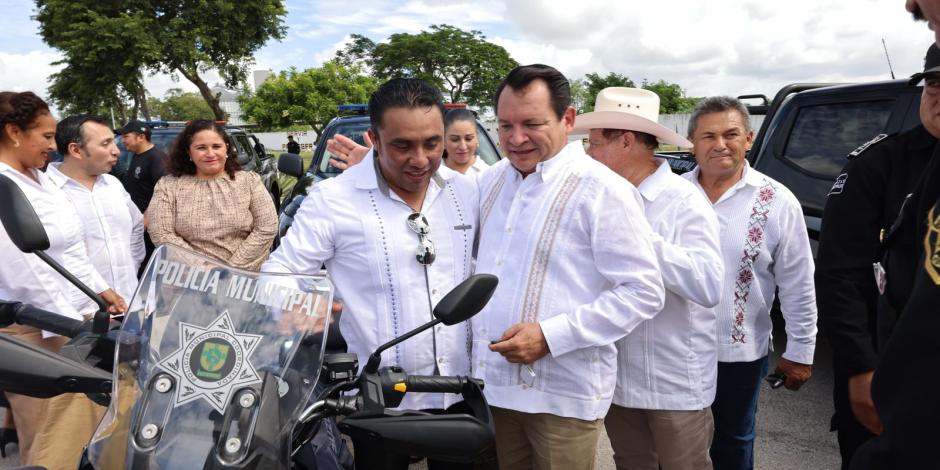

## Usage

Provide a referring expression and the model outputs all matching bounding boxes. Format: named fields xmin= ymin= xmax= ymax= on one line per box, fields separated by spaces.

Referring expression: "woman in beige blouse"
xmin=148 ymin=120 xmax=277 ymax=270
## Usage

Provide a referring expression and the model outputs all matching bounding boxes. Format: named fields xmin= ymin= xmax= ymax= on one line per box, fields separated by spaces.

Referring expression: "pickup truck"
xmin=667 ymin=79 xmax=923 ymax=244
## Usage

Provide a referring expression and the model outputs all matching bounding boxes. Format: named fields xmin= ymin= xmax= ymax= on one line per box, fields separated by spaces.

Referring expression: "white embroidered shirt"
xmin=263 ymin=152 xmax=479 ymax=410
xmin=613 ymin=159 xmax=724 ymax=411
xmin=683 ymin=162 xmax=817 ymax=364
xmin=472 ymin=142 xmax=665 ymax=420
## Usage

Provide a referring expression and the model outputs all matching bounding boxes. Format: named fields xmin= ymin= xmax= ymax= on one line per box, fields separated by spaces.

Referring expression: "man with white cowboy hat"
xmin=574 ymin=87 xmax=724 ymax=470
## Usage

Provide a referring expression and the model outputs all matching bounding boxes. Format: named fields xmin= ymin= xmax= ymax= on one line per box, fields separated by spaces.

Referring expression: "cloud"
xmin=0 ymin=50 xmax=64 ymax=99
xmin=488 ymin=0 xmax=932 ymax=97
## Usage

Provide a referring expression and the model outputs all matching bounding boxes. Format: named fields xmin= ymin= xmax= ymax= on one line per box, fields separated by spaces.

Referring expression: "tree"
xmin=36 ymin=0 xmax=288 ymax=120
xmin=580 ymin=72 xmax=635 ymax=112
xmin=239 ymin=61 xmax=379 ymax=136
xmin=641 ymin=79 xmax=700 ymax=114
xmin=334 ymin=34 xmax=376 ymax=69
xmin=569 ymin=79 xmax=590 ymax=112
xmin=150 ymin=88 xmax=216 ymax=120
xmin=339 ymin=25 xmax=518 ymax=110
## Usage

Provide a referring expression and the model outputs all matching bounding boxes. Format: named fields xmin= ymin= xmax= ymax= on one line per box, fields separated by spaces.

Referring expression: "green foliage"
xmin=577 ymin=72 xmax=699 ymax=114
xmin=149 ymin=88 xmax=216 ymax=121
xmin=334 ymin=34 xmax=376 ymax=69
xmin=339 ymin=25 xmax=518 ymax=110
xmin=580 ymin=72 xmax=636 ymax=112
xmin=641 ymin=79 xmax=700 ymax=114
xmin=239 ymin=61 xmax=379 ymax=136
xmin=35 ymin=0 xmax=287 ymax=120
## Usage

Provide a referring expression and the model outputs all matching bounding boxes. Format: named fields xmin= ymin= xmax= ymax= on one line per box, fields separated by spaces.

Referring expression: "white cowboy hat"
xmin=572 ymin=87 xmax=693 ymax=148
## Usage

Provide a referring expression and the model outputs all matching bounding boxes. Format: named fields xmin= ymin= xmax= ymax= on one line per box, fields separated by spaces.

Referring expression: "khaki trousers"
xmin=1 ymin=324 xmax=106 ymax=470
xmin=604 ymin=404 xmax=714 ymax=470
xmin=492 ymin=406 xmax=603 ymax=470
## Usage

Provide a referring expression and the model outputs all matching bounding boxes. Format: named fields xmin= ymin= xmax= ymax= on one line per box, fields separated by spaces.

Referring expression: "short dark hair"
xmin=167 ymin=120 xmax=240 ymax=179
xmin=687 ymin=96 xmax=751 ymax=138
xmin=0 ymin=91 xmax=51 ymax=144
xmin=368 ymin=78 xmax=445 ymax=133
xmin=601 ymin=129 xmax=659 ymax=150
xmin=494 ymin=64 xmax=571 ymax=120
xmin=56 ymin=114 xmax=108 ymax=155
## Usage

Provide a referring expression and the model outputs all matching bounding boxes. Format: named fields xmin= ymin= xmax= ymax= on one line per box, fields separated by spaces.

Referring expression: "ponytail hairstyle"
xmin=0 ymin=91 xmax=51 ymax=144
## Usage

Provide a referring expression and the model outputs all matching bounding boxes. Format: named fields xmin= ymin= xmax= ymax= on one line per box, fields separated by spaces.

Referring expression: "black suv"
xmin=115 ymin=122 xmax=283 ymax=209
xmin=277 ymin=105 xmax=503 ymax=239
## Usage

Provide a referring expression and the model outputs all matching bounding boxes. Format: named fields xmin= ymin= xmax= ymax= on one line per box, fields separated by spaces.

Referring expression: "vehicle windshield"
xmin=86 ymin=245 xmax=333 ymax=469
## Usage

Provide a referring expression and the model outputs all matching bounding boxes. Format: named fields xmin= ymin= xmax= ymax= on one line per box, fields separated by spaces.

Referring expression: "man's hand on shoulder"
xmin=489 ymin=322 xmax=550 ymax=364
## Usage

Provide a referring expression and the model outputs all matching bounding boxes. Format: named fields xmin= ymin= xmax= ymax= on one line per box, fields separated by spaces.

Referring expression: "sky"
xmin=0 ymin=0 xmax=934 ymax=108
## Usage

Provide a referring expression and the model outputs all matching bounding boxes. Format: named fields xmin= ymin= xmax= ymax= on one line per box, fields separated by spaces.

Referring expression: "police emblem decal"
xmin=925 ymin=205 xmax=940 ymax=285
xmin=157 ymin=311 xmax=263 ymax=412
xmin=829 ymin=173 xmax=848 ymax=195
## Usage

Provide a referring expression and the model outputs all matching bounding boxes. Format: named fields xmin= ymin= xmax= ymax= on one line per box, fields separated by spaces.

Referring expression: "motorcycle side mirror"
xmin=0 ymin=174 xmax=110 ymax=333
xmin=362 ymin=274 xmax=498 ymax=374
xmin=0 ymin=173 xmax=51 ymax=253
xmin=433 ymin=273 xmax=498 ymax=326
xmin=277 ymin=153 xmax=304 ymax=178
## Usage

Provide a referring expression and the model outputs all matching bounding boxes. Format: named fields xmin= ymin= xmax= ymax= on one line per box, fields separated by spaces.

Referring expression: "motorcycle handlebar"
xmin=0 ymin=301 xmax=88 ymax=338
xmin=403 ymin=375 xmax=484 ymax=394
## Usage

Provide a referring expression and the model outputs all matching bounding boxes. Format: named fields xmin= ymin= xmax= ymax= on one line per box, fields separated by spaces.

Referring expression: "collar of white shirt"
xmin=0 ymin=161 xmax=45 ymax=189
xmin=509 ymin=141 xmax=581 ymax=184
xmin=637 ymin=157 xmax=674 ymax=202
xmin=687 ymin=160 xmax=764 ymax=202
xmin=44 ymin=162 xmax=110 ymax=191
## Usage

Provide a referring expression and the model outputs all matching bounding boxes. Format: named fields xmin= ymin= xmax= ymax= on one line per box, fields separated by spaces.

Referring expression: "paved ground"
xmin=0 ymin=321 xmax=842 ymax=469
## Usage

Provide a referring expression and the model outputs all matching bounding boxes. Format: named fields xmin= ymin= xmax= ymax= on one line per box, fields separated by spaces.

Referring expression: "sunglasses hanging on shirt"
xmin=407 ymin=212 xmax=436 ymax=266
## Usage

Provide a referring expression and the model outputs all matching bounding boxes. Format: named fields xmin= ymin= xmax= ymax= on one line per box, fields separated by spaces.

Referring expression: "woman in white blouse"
xmin=0 ymin=91 xmax=125 ymax=468
xmin=442 ymin=107 xmax=489 ymax=175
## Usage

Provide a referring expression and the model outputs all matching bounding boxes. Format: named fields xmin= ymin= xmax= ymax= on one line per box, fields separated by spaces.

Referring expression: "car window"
xmin=231 ymin=134 xmax=254 ymax=165
xmin=782 ymin=99 xmax=894 ymax=178
xmin=476 ymin=123 xmax=502 ymax=165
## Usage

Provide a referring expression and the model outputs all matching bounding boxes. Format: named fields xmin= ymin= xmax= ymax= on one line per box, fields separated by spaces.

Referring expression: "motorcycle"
xmin=0 ymin=173 xmax=496 ymax=469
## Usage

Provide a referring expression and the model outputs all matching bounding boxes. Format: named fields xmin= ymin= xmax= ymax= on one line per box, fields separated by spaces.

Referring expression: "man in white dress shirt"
xmin=477 ymin=65 xmax=665 ymax=470
xmin=262 ymin=78 xmax=479 ymax=470
xmin=682 ymin=97 xmax=817 ymax=470
xmin=47 ymin=115 xmax=145 ymax=301
xmin=574 ymin=87 xmax=723 ymax=470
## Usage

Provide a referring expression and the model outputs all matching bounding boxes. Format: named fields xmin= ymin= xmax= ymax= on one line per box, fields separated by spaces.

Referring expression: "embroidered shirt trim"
xmin=731 ymin=179 xmax=777 ymax=344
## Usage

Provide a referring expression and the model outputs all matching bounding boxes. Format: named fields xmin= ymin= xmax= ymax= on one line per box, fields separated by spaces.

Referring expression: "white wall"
xmin=660 ymin=113 xmax=765 ymax=136
xmin=254 ymin=131 xmax=318 ymax=154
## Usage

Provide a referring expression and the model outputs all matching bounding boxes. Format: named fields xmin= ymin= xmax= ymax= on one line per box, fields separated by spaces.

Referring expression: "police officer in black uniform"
xmin=847 ymin=3 xmax=940 ymax=467
xmin=849 ymin=155 xmax=940 ymax=470
xmin=816 ymin=43 xmax=940 ymax=469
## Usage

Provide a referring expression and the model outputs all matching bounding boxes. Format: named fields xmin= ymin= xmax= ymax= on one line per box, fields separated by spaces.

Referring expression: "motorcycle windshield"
xmin=86 ymin=245 xmax=333 ymax=469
